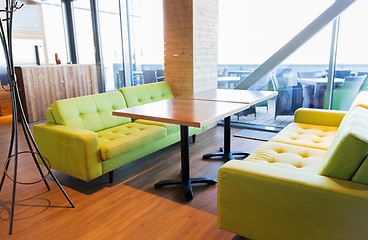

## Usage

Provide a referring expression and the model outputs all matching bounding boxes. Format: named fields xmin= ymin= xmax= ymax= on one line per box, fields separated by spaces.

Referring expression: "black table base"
xmin=202 ymin=116 xmax=249 ymax=161
xmin=154 ymin=126 xmax=217 ymax=201
xmin=154 ymin=177 xmax=217 ymax=201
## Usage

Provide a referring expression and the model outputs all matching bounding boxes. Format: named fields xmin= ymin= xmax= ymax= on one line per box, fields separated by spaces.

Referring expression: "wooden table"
xmin=179 ymin=89 xmax=278 ymax=160
xmin=217 ymin=76 xmax=240 ymax=88
xmin=228 ymin=70 xmax=252 ymax=77
xmin=113 ymin=98 xmax=250 ymax=201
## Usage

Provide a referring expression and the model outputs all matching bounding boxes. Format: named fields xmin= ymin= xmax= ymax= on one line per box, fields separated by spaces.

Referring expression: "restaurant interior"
xmin=0 ymin=0 xmax=367 ymax=239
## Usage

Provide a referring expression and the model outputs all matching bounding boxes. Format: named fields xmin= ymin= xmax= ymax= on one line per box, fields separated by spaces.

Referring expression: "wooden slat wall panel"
xmin=15 ymin=64 xmax=95 ymax=122
xmin=0 ymin=88 xmax=12 ymax=116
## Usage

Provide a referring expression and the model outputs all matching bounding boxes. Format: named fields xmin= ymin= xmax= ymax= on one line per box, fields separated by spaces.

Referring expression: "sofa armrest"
xmin=33 ymin=123 xmax=102 ymax=182
xmin=294 ymin=108 xmax=346 ymax=127
xmin=218 ymin=160 xmax=368 ymax=240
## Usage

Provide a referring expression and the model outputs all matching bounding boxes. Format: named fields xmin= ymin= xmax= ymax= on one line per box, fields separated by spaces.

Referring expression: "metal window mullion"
xmin=325 ymin=16 xmax=340 ymax=110
xmin=119 ymin=0 xmax=133 ymax=87
xmin=61 ymin=0 xmax=78 ymax=64
xmin=90 ymin=0 xmax=105 ymax=93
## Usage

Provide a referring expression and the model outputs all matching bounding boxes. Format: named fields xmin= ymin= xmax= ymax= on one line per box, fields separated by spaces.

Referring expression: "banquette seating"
xmin=33 ymin=82 xmax=205 ymax=182
xmin=218 ymin=91 xmax=368 ymax=240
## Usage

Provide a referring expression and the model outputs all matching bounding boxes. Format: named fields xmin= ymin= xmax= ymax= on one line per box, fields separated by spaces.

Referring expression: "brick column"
xmin=164 ymin=0 xmax=218 ymax=96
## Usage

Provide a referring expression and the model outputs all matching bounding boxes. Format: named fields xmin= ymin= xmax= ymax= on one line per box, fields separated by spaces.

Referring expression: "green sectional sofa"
xmin=218 ymin=91 xmax=368 ymax=240
xmin=34 ymin=82 xmax=204 ymax=182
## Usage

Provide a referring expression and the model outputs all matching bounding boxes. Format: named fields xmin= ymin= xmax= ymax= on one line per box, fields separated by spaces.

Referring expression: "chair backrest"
xmin=156 ymin=69 xmax=165 ymax=82
xmin=118 ymin=69 xmax=126 ymax=88
xmin=156 ymin=69 xmax=164 ymax=77
xmin=359 ymin=75 xmax=368 ymax=92
xmin=357 ymin=72 xmax=368 ymax=77
xmin=341 ymin=75 xmax=367 ymax=91
xmin=221 ymin=68 xmax=228 ymax=77
xmin=142 ymin=70 xmax=157 ymax=84
xmin=335 ymin=70 xmax=351 ymax=79
xmin=337 ymin=75 xmax=367 ymax=111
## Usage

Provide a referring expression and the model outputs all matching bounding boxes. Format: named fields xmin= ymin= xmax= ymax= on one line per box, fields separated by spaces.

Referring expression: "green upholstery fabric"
xmin=319 ymin=107 xmax=368 ymax=180
xmin=120 ymin=81 xmax=174 ymax=107
xmin=97 ymin=122 xmax=167 ymax=160
xmin=34 ymin=81 xmax=207 ymax=182
xmin=134 ymin=119 xmax=179 ymax=135
xmin=102 ymin=126 xmax=202 ymax=174
xmin=46 ymin=108 xmax=56 ymax=124
xmin=51 ymin=91 xmax=131 ymax=132
xmin=352 ymin=155 xmax=368 ymax=184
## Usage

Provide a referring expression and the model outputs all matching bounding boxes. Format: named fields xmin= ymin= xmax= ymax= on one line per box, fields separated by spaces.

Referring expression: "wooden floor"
xmin=0 ymin=116 xmax=264 ymax=239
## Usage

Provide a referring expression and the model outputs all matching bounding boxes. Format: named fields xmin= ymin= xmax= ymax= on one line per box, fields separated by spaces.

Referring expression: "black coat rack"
xmin=0 ymin=0 xmax=74 ymax=235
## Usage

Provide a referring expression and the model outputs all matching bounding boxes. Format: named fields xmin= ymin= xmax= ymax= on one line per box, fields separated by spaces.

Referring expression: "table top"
xmin=178 ymin=89 xmax=278 ymax=105
xmin=228 ymin=70 xmax=252 ymax=74
xmin=112 ymin=98 xmax=250 ymax=128
xmin=218 ymin=77 xmax=241 ymax=82
xmin=298 ymin=77 xmax=344 ymax=85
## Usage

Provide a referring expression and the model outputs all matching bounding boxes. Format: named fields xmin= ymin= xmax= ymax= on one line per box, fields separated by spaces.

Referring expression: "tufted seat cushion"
xmin=270 ymin=123 xmax=338 ymax=150
xmin=244 ymin=141 xmax=326 ymax=174
xmin=120 ymin=81 xmax=174 ymax=108
xmin=97 ymin=122 xmax=166 ymax=160
xmin=134 ymin=119 xmax=179 ymax=135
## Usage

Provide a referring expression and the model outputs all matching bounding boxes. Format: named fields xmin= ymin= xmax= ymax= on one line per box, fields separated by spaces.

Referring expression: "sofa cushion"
xmin=134 ymin=119 xmax=179 ymax=135
xmin=319 ymin=107 xmax=368 ymax=180
xmin=352 ymin=155 xmax=368 ymax=184
xmin=270 ymin=123 xmax=338 ymax=150
xmin=51 ymin=91 xmax=131 ymax=132
xmin=120 ymin=81 xmax=174 ymax=107
xmin=97 ymin=122 xmax=167 ymax=160
xmin=244 ymin=142 xmax=326 ymax=174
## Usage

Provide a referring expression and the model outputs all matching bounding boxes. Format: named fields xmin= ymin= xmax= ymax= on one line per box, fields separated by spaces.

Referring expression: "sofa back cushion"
xmin=319 ymin=106 xmax=368 ymax=180
xmin=351 ymin=155 xmax=368 ymax=184
xmin=120 ymin=81 xmax=173 ymax=107
xmin=51 ymin=91 xmax=131 ymax=132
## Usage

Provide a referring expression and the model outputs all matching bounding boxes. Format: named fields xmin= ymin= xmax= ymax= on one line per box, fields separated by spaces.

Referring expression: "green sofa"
xmin=34 ymin=82 xmax=204 ymax=182
xmin=218 ymin=91 xmax=368 ymax=240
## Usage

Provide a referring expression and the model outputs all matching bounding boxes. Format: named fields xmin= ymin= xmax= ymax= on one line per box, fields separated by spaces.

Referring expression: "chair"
xmin=297 ymin=71 xmax=327 ymax=108
xmin=220 ymin=67 xmax=228 ymax=77
xmin=328 ymin=75 xmax=367 ymax=110
xmin=233 ymin=75 xmax=272 ymax=120
xmin=272 ymin=73 xmax=303 ymax=119
xmin=117 ymin=70 xmax=126 ymax=88
xmin=334 ymin=70 xmax=351 ymax=79
xmin=142 ymin=70 xmax=157 ymax=84
xmin=156 ymin=69 xmax=165 ymax=82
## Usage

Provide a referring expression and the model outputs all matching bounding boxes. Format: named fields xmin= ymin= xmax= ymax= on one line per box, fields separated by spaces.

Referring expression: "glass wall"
xmin=330 ymin=0 xmax=368 ymax=110
xmin=98 ymin=0 xmax=124 ymax=91
xmin=218 ymin=0 xmax=347 ymax=128
xmin=42 ymin=0 xmax=68 ymax=64
xmin=127 ymin=0 xmax=164 ymax=86
xmin=73 ymin=0 xmax=95 ymax=64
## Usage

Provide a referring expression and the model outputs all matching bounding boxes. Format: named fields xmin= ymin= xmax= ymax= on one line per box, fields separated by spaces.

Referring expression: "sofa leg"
xmin=108 ymin=171 xmax=114 ymax=183
xmin=192 ymin=134 xmax=196 ymax=143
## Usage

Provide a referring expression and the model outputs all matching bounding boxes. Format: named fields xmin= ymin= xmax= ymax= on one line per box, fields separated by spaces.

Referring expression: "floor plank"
xmin=0 ymin=116 xmax=263 ymax=239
